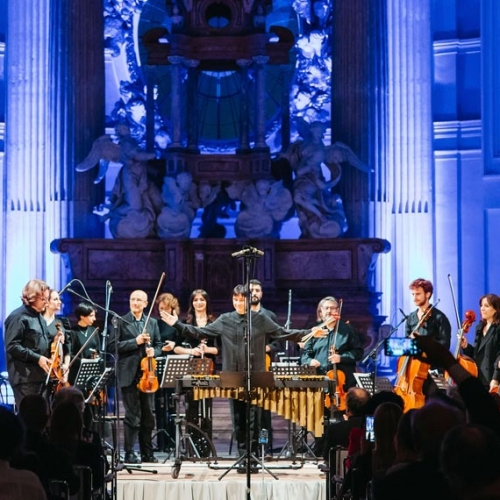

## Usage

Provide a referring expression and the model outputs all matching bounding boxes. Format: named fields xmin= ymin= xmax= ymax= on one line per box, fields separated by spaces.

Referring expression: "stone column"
xmin=236 ymin=59 xmax=252 ymax=153
xmin=4 ymin=0 xmax=104 ymax=313
xmin=185 ymin=59 xmax=200 ymax=152
xmin=168 ymin=56 xmax=185 ymax=149
xmin=253 ymin=55 xmax=270 ymax=151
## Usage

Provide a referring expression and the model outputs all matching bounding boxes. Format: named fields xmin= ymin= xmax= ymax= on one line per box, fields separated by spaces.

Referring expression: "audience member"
xmin=13 ymin=394 xmax=79 ymax=497
xmin=0 ymin=405 xmax=47 ymax=500
xmin=441 ymin=423 xmax=500 ymax=500
xmin=323 ymin=386 xmax=371 ymax=460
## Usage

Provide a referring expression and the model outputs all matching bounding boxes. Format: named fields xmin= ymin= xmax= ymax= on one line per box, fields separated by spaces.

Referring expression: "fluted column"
xmin=168 ymin=56 xmax=185 ymax=149
xmin=385 ymin=0 xmax=434 ymax=314
xmin=253 ymin=55 xmax=269 ymax=151
xmin=4 ymin=0 xmax=104 ymax=314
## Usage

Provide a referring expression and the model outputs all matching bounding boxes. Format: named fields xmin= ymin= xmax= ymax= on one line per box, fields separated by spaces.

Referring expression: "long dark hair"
xmin=185 ymin=289 xmax=215 ymax=326
xmin=478 ymin=293 xmax=500 ymax=329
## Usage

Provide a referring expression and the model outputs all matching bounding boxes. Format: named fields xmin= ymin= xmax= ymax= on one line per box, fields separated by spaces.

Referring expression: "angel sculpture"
xmin=157 ymin=172 xmax=200 ymax=239
xmin=281 ymin=120 xmax=372 ymax=238
xmin=226 ymin=179 xmax=293 ymax=238
xmin=77 ymin=123 xmax=161 ymax=238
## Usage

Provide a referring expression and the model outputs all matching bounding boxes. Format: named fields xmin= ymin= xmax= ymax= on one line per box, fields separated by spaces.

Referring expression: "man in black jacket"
xmin=4 ymin=279 xmax=53 ymax=408
xmin=108 ymin=289 xmax=162 ymax=464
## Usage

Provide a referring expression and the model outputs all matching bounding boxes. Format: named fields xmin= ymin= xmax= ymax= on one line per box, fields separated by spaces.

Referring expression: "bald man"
xmin=108 ymin=290 xmax=162 ymax=464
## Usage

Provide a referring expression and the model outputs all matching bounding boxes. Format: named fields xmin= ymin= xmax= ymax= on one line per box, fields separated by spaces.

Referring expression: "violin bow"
xmin=67 ymin=327 xmax=100 ymax=370
xmin=141 ymin=272 xmax=166 ymax=337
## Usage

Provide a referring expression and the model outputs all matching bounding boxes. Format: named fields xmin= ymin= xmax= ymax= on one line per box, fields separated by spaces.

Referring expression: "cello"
xmin=137 ymin=272 xmax=165 ymax=394
xmin=324 ymin=299 xmax=347 ymax=412
xmin=447 ymin=274 xmax=478 ymax=381
xmin=394 ymin=303 xmax=436 ymax=411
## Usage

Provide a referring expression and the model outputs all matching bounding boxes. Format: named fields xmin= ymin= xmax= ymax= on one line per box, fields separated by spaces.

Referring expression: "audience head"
xmin=345 ymin=387 xmax=371 ymax=417
xmin=393 ymin=408 xmax=418 ymax=464
xmin=18 ymin=394 xmax=50 ymax=433
xmin=441 ymin=423 xmax=500 ymax=498
xmin=363 ymin=390 xmax=404 ymax=415
xmin=412 ymin=399 xmax=465 ymax=461
xmin=49 ymin=401 xmax=84 ymax=452
xmin=0 ymin=405 xmax=24 ymax=460
xmin=52 ymin=386 xmax=86 ymax=414
xmin=372 ymin=402 xmax=403 ymax=473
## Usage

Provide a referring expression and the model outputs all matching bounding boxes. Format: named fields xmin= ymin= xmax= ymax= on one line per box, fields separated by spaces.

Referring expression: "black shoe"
xmin=124 ymin=452 xmax=141 ymax=464
xmin=141 ymin=454 xmax=158 ymax=463
xmin=237 ymin=461 xmax=259 ymax=474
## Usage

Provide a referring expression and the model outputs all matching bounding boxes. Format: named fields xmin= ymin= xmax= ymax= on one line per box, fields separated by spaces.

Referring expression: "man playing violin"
xmin=108 ymin=289 xmax=163 ymax=464
xmin=4 ymin=279 xmax=56 ymax=408
xmin=301 ymin=296 xmax=363 ymax=390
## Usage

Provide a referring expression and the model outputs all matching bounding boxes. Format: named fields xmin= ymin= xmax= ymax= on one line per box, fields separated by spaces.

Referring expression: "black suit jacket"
xmin=108 ymin=312 xmax=162 ymax=388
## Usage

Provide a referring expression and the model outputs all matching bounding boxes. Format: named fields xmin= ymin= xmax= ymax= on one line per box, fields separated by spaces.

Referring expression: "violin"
xmin=137 ymin=272 xmax=165 ymax=394
xmin=137 ymin=334 xmax=159 ymax=394
xmin=46 ymin=323 xmax=70 ymax=392
xmin=324 ymin=299 xmax=347 ymax=412
xmin=394 ymin=303 xmax=437 ymax=411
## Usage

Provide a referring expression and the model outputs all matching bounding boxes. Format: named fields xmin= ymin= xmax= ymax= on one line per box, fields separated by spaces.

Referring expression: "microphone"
xmin=399 ymin=308 xmax=409 ymax=321
xmin=58 ymin=279 xmax=77 ymax=295
xmin=231 ymin=246 xmax=265 ymax=258
xmin=106 ymin=280 xmax=113 ymax=293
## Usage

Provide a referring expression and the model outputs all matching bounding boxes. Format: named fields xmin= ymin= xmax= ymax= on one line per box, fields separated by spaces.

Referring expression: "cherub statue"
xmin=76 ymin=123 xmax=162 ymax=238
xmin=226 ymin=179 xmax=293 ymax=238
xmin=281 ymin=119 xmax=372 ymax=238
xmin=157 ymin=172 xmax=200 ymax=239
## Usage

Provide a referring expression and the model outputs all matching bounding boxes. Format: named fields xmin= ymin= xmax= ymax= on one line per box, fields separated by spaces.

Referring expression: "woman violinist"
xmin=42 ymin=289 xmax=70 ymax=389
xmin=461 ymin=293 xmax=500 ymax=391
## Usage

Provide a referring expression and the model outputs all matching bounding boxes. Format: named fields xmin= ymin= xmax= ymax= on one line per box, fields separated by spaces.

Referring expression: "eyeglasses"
xmin=322 ymin=306 xmax=339 ymax=311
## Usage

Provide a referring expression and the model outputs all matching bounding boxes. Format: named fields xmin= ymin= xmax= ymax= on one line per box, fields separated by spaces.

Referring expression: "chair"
xmin=48 ymin=479 xmax=70 ymax=500
xmin=71 ymin=465 xmax=92 ymax=500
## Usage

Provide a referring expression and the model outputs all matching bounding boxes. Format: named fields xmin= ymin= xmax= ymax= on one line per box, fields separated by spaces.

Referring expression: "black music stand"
xmin=354 ymin=373 xmax=393 ymax=394
xmin=162 ymin=355 xmax=217 ymax=478
xmin=273 ymin=364 xmax=321 ymax=461
xmin=152 ymin=357 xmax=175 ymax=455
xmin=74 ymin=359 xmax=103 ymax=393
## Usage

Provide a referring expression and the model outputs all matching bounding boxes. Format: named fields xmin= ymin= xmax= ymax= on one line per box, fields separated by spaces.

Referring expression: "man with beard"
xmin=4 ymin=279 xmax=55 ymax=408
xmin=249 ymin=279 xmax=280 ymax=457
xmin=403 ymin=278 xmax=452 ymax=397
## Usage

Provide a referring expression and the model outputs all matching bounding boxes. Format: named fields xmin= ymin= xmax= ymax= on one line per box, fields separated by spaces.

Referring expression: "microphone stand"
xmin=361 ymin=311 xmax=408 ymax=394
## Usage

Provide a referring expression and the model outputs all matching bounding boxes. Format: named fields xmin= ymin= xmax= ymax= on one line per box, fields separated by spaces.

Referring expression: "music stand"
xmin=85 ymin=367 xmax=114 ymax=404
xmin=354 ymin=373 xmax=393 ymax=394
xmin=74 ymin=359 xmax=103 ymax=393
xmin=160 ymin=355 xmax=191 ymax=389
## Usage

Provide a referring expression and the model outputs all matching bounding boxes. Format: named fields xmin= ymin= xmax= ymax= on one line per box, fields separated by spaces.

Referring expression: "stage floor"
xmin=116 ymin=459 xmax=326 ymax=500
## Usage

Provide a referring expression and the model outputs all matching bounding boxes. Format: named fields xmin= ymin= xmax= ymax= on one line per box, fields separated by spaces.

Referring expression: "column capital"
xmin=253 ymin=55 xmax=269 ymax=66
xmin=184 ymin=59 xmax=200 ymax=69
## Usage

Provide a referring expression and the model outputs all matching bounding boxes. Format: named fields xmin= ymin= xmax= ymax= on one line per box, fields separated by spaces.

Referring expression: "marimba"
xmin=181 ymin=375 xmax=330 ymax=436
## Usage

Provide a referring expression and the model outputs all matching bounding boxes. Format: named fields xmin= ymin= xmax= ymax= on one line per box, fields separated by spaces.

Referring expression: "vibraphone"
xmin=182 ymin=375 xmax=330 ymax=437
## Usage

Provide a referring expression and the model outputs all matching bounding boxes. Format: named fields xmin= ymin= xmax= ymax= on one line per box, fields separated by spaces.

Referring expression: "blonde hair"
xmin=21 ymin=279 xmax=49 ymax=305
